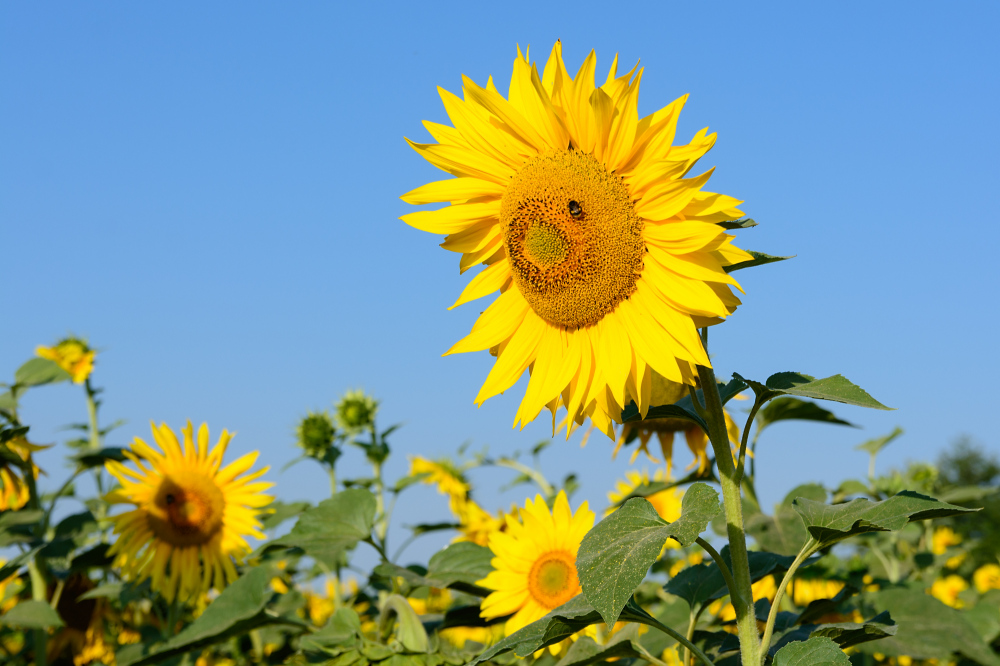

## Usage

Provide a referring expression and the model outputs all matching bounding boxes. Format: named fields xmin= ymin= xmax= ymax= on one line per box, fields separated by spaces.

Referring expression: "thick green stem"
xmin=29 ymin=552 xmax=49 ymax=666
xmin=85 ymin=380 xmax=101 ymax=451
xmin=327 ymin=467 xmax=338 ymax=496
xmin=759 ymin=539 xmax=817 ymax=662
xmin=697 ymin=354 xmax=760 ymax=666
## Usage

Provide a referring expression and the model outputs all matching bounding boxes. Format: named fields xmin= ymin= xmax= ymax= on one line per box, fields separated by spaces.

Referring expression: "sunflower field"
xmin=2 ymin=42 xmax=999 ymax=666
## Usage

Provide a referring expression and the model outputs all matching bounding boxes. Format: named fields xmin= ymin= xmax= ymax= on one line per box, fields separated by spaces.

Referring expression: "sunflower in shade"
xmin=401 ymin=42 xmax=752 ymax=437
xmin=615 ymin=371 xmax=741 ymax=474
xmin=104 ymin=422 xmax=273 ymax=603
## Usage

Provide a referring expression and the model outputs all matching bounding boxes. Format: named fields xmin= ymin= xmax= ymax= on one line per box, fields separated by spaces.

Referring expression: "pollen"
xmin=501 ymin=149 xmax=644 ymax=329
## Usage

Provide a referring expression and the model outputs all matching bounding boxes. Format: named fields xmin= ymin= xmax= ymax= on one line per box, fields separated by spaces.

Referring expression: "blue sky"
xmin=2 ymin=2 xmax=998 ymax=562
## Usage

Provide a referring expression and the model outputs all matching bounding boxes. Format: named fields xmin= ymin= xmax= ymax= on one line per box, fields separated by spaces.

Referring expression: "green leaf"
xmin=73 ymin=447 xmax=127 ymax=469
xmin=426 ymin=542 xmax=494 ymax=589
xmin=724 ymin=250 xmax=794 ymax=273
xmin=118 ymin=566 xmax=306 ymax=666
xmin=0 ymin=509 xmax=44 ymax=531
xmin=374 ymin=542 xmax=494 ymax=597
xmin=620 ymin=378 xmax=746 ymax=431
xmin=858 ymin=588 xmax=1000 ymax=666
xmin=0 ymin=545 xmax=42 ymax=580
xmin=756 ymin=398 xmax=856 ymax=432
xmin=746 ymin=508 xmax=810 ymax=556
xmin=553 ymin=625 xmax=644 ymax=666
xmin=854 ymin=428 xmax=903 ymax=457
xmin=736 ymin=372 xmax=892 ymax=410
xmin=665 ymin=547 xmax=807 ymax=609
xmin=77 ymin=583 xmax=124 ymax=601
xmin=772 ymin=636 xmax=850 ymax=666
xmin=15 ymin=358 xmax=71 ymax=387
xmin=300 ymin=607 xmax=363 ymax=652
xmin=0 ymin=599 xmax=65 ymax=629
xmin=792 ymin=491 xmax=978 ymax=547
xmin=767 ymin=612 xmax=897 ymax=655
xmin=55 ymin=510 xmax=98 ymax=540
xmin=578 ymin=483 xmax=721 ymax=627
xmin=267 ymin=488 xmax=376 ymax=564
xmin=259 ymin=500 xmax=311 ymax=531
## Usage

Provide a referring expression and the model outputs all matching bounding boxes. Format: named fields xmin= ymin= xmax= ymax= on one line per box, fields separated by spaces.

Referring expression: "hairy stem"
xmin=696 ymin=332 xmax=760 ymax=666
xmin=695 ymin=537 xmax=739 ymax=604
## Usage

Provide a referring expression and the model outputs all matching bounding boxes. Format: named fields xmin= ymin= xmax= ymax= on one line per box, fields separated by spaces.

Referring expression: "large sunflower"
xmin=478 ymin=490 xmax=594 ymax=635
xmin=402 ymin=42 xmax=752 ymax=436
xmin=105 ymin=422 xmax=273 ymax=603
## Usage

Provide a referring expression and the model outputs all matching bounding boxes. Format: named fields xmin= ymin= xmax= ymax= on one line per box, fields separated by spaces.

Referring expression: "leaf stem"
xmin=696 ymin=329 xmax=760 ymax=666
xmin=493 ymin=458 xmax=554 ymax=499
xmin=734 ymin=400 xmax=763 ymax=486
xmin=694 ymin=537 xmax=738 ymax=605
xmin=641 ymin=613 xmax=716 ymax=666
xmin=758 ymin=539 xmax=817 ymax=663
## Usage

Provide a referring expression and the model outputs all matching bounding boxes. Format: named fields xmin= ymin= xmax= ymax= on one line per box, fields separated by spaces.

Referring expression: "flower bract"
xmin=402 ymin=42 xmax=752 ymax=435
xmin=105 ymin=422 xmax=273 ymax=603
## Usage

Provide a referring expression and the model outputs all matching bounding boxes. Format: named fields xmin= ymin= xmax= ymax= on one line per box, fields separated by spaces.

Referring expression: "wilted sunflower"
xmin=36 ymin=337 xmax=95 ymax=384
xmin=402 ymin=42 xmax=751 ymax=435
xmin=105 ymin=422 xmax=273 ymax=603
xmin=478 ymin=490 xmax=594 ymax=635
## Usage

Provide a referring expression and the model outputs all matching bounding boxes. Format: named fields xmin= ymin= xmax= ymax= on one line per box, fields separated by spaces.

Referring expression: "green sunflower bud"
xmin=335 ymin=389 xmax=378 ymax=433
xmin=296 ymin=411 xmax=336 ymax=458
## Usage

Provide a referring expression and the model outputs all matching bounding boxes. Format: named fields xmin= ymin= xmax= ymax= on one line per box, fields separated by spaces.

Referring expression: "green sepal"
xmin=724 ymin=250 xmax=794 ymax=273
xmin=578 ymin=483 xmax=720 ymax=627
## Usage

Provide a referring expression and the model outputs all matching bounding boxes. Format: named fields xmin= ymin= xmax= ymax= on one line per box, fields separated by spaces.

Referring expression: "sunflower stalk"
xmin=758 ymin=538 xmax=817 ymax=663
xmin=696 ymin=332 xmax=761 ymax=666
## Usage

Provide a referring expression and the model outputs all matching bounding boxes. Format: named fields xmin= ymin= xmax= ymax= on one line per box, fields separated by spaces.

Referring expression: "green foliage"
xmin=266 ymin=488 xmax=377 ymax=564
xmin=771 ymin=636 xmax=850 ymax=666
xmin=724 ymin=250 xmax=794 ymax=273
xmin=14 ymin=358 xmax=70 ymax=387
xmin=0 ymin=600 xmax=65 ymax=629
xmin=578 ymin=483 xmax=720 ymax=627
xmin=737 ymin=371 xmax=892 ymax=410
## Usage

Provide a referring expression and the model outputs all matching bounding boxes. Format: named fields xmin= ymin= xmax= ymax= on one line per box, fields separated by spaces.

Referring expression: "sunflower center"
xmin=527 ymin=549 xmax=579 ymax=609
xmin=501 ymin=149 xmax=644 ymax=328
xmin=147 ymin=471 xmax=226 ymax=547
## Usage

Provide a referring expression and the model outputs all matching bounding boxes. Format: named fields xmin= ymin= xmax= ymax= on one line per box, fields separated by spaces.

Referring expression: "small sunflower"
xmin=0 ymin=436 xmax=46 ymax=511
xmin=402 ymin=42 xmax=752 ymax=435
xmin=36 ymin=337 xmax=95 ymax=384
xmin=105 ymin=422 xmax=273 ymax=603
xmin=409 ymin=455 xmax=470 ymax=502
xmin=453 ymin=498 xmax=509 ymax=547
xmin=478 ymin=490 xmax=594 ymax=635
xmin=616 ymin=371 xmax=740 ymax=474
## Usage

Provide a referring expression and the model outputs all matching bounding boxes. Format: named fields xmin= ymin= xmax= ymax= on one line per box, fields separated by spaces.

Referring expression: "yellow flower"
xmin=711 ymin=575 xmax=777 ymax=622
xmin=440 ymin=624 xmax=506 ymax=648
xmin=0 ymin=563 xmax=22 ymax=614
xmin=104 ymin=422 xmax=273 ymax=603
xmin=616 ymin=372 xmax=741 ymax=473
xmin=973 ymin=563 xmax=1000 ymax=593
xmin=928 ymin=575 xmax=969 ymax=608
xmin=0 ymin=436 xmax=46 ymax=511
xmin=931 ymin=526 xmax=962 ymax=555
xmin=662 ymin=646 xmax=685 ymax=666
xmin=607 ymin=469 xmax=683 ymax=551
xmin=409 ymin=455 xmax=470 ymax=501
xmin=408 ymin=587 xmax=453 ymax=615
xmin=478 ymin=490 xmax=595 ymax=635
xmin=790 ymin=578 xmax=845 ymax=607
xmin=36 ymin=337 xmax=95 ymax=384
xmin=303 ymin=579 xmax=339 ymax=626
xmin=668 ymin=551 xmax=704 ymax=577
xmin=453 ymin=497 xmax=509 ymax=547
xmin=402 ymin=42 xmax=751 ymax=436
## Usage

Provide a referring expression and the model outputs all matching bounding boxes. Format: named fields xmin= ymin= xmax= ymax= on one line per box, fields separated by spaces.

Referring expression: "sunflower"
xmin=478 ymin=490 xmax=594 ymax=635
xmin=105 ymin=422 xmax=273 ymax=603
xmin=409 ymin=455 xmax=470 ymax=503
xmin=402 ymin=42 xmax=751 ymax=435
xmin=0 ymin=436 xmax=46 ymax=511
xmin=615 ymin=371 xmax=741 ymax=474
xmin=36 ymin=337 xmax=95 ymax=384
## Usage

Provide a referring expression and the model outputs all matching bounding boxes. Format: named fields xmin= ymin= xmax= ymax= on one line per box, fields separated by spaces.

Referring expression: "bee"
xmin=568 ymin=200 xmax=583 ymax=218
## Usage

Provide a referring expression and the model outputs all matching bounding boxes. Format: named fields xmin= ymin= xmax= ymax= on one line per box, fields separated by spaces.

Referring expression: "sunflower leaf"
xmin=735 ymin=372 xmax=893 ymax=411
xmin=578 ymin=483 xmax=721 ymax=627
xmin=263 ymin=488 xmax=376 ymax=565
xmin=766 ymin=611 xmax=897 ymax=654
xmin=0 ymin=600 xmax=65 ymax=629
xmin=755 ymin=398 xmax=857 ymax=433
xmin=772 ymin=636 xmax=851 ymax=666
xmin=14 ymin=358 xmax=71 ymax=387
xmin=553 ymin=625 xmax=645 ymax=666
xmin=117 ymin=567 xmax=307 ymax=666
xmin=665 ymin=547 xmax=810 ymax=609
xmin=792 ymin=491 xmax=978 ymax=548
xmin=724 ymin=250 xmax=793 ymax=273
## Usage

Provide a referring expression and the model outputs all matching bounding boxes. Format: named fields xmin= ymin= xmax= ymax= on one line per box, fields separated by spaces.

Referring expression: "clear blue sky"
xmin=3 ymin=2 xmax=998 ymax=562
